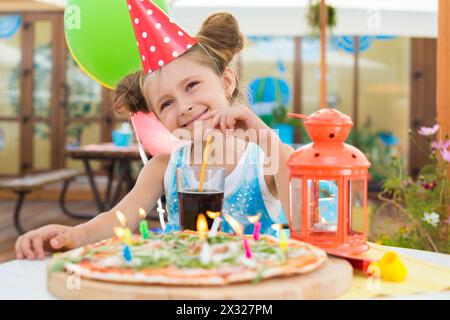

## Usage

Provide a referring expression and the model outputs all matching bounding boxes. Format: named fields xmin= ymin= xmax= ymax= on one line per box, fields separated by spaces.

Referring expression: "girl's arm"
xmin=15 ymin=154 xmax=169 ymax=259
xmin=81 ymin=154 xmax=170 ymax=245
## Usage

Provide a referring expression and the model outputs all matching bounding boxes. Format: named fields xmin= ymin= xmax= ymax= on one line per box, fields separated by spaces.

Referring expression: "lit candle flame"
xmin=113 ymin=226 xmax=125 ymax=240
xmin=224 ymin=214 xmax=243 ymax=236
xmin=196 ymin=213 xmax=209 ymax=235
xmin=247 ymin=213 xmax=261 ymax=224
xmin=139 ymin=208 xmax=147 ymax=219
xmin=271 ymin=223 xmax=283 ymax=231
xmin=115 ymin=211 xmax=127 ymax=227
xmin=206 ymin=211 xmax=221 ymax=219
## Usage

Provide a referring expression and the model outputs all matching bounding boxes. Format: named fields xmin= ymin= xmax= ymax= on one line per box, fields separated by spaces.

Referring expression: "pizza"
xmin=49 ymin=231 xmax=327 ymax=286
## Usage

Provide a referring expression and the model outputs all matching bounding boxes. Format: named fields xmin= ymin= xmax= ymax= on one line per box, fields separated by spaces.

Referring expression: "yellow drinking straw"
xmin=198 ymin=134 xmax=212 ymax=192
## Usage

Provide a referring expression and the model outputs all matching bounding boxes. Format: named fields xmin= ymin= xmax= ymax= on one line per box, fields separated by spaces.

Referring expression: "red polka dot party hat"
xmin=126 ymin=0 xmax=198 ymax=74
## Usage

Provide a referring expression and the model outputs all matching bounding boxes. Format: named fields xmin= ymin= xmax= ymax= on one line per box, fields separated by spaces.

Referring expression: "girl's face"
xmin=144 ymin=55 xmax=235 ymax=135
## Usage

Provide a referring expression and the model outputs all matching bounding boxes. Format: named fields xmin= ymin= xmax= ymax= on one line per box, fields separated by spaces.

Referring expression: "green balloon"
xmin=64 ymin=0 xmax=169 ymax=89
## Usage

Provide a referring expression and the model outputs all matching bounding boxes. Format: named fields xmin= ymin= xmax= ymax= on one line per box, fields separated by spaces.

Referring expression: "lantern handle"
xmin=287 ymin=113 xmax=308 ymax=120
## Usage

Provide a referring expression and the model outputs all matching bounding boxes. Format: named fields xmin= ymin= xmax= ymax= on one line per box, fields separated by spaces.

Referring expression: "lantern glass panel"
xmin=289 ymin=178 xmax=302 ymax=232
xmin=307 ymin=179 xmax=339 ymax=233
xmin=349 ymin=179 xmax=365 ymax=234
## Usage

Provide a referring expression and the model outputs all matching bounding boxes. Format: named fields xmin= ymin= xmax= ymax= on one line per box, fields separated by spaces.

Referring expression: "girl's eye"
xmin=160 ymin=100 xmax=173 ymax=111
xmin=186 ymin=81 xmax=199 ymax=91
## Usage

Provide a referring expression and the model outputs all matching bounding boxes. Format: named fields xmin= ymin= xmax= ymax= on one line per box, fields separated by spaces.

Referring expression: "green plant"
xmin=376 ymin=125 xmax=449 ymax=253
xmin=307 ymin=1 xmax=337 ymax=36
xmin=271 ymin=105 xmax=300 ymax=127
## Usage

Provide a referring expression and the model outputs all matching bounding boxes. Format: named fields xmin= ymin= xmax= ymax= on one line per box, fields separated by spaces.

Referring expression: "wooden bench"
xmin=0 ymin=169 xmax=82 ymax=234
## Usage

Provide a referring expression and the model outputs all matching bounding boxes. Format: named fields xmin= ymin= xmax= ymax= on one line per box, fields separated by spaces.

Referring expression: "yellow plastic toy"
xmin=369 ymin=252 xmax=407 ymax=282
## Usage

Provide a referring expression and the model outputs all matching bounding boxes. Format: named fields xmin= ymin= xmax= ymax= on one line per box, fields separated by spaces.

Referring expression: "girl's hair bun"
xmin=196 ymin=12 xmax=244 ymax=64
xmin=113 ymin=72 xmax=148 ymax=114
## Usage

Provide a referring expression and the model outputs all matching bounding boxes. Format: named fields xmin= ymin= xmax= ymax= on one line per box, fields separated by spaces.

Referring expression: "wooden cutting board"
xmin=47 ymin=257 xmax=353 ymax=300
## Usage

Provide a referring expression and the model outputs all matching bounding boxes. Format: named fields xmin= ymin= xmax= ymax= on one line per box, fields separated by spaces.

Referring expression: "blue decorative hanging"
xmin=0 ymin=15 xmax=22 ymax=39
xmin=332 ymin=35 xmax=397 ymax=54
xmin=333 ymin=35 xmax=373 ymax=53
xmin=248 ymin=76 xmax=291 ymax=106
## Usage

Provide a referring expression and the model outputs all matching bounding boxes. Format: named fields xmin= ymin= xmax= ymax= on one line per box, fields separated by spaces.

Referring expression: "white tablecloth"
xmin=0 ymin=245 xmax=449 ymax=300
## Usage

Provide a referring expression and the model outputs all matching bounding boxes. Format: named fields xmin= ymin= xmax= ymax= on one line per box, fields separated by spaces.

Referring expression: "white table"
xmin=0 ymin=246 xmax=449 ymax=300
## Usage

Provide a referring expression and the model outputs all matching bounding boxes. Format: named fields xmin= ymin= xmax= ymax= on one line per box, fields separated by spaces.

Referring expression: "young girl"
xmin=15 ymin=12 xmax=294 ymax=260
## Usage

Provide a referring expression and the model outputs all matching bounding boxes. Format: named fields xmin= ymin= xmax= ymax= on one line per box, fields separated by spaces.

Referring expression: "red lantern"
xmin=287 ymin=109 xmax=371 ymax=255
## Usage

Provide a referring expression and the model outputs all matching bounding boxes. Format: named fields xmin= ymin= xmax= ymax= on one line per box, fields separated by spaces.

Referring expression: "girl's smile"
xmin=181 ymin=108 xmax=209 ymax=128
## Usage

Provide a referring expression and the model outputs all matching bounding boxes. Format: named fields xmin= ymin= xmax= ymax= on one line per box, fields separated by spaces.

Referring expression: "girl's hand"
xmin=15 ymin=224 xmax=84 ymax=260
xmin=203 ymin=103 xmax=270 ymax=135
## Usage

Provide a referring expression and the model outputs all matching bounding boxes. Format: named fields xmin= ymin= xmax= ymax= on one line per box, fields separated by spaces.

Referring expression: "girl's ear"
xmin=221 ymin=66 xmax=237 ymax=99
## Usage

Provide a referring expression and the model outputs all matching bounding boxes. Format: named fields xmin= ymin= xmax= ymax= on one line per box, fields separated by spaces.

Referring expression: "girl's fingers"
xmin=207 ymin=111 xmax=239 ymax=135
xmin=50 ymin=231 xmax=74 ymax=250
xmin=226 ymin=114 xmax=236 ymax=130
xmin=15 ymin=236 xmax=24 ymax=260
xmin=21 ymin=234 xmax=35 ymax=260
xmin=220 ymin=115 xmax=228 ymax=133
xmin=31 ymin=236 xmax=45 ymax=260
xmin=14 ymin=225 xmax=72 ymax=260
xmin=40 ymin=225 xmax=65 ymax=241
xmin=209 ymin=114 xmax=222 ymax=131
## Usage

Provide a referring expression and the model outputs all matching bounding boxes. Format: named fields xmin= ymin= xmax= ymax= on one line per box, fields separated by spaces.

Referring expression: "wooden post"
xmin=437 ymin=0 xmax=450 ymax=147
xmin=319 ymin=0 xmax=327 ymax=109
xmin=353 ymin=36 xmax=360 ymax=129
xmin=410 ymin=38 xmax=437 ymax=177
xmin=50 ymin=13 xmax=67 ymax=169
xmin=19 ymin=15 xmax=34 ymax=175
xmin=293 ymin=36 xmax=303 ymax=143
xmin=437 ymin=0 xmax=450 ymax=221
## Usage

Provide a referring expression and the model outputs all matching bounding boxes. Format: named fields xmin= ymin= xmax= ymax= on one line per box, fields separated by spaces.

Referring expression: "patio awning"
xmin=0 ymin=0 xmax=436 ymax=37
xmin=170 ymin=0 xmax=437 ymax=38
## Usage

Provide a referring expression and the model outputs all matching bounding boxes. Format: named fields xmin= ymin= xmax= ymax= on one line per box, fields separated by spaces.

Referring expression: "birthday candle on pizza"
xmin=224 ymin=214 xmax=244 ymax=236
xmin=197 ymin=214 xmax=211 ymax=265
xmin=247 ymin=213 xmax=261 ymax=241
xmin=139 ymin=208 xmax=150 ymax=240
xmin=116 ymin=211 xmax=132 ymax=246
xmin=243 ymin=237 xmax=252 ymax=259
xmin=224 ymin=214 xmax=252 ymax=259
xmin=206 ymin=211 xmax=221 ymax=237
xmin=123 ymin=245 xmax=133 ymax=262
xmin=113 ymin=226 xmax=125 ymax=242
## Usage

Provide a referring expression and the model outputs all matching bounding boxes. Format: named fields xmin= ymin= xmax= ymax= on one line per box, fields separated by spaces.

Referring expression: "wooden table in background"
xmin=64 ymin=143 xmax=144 ymax=217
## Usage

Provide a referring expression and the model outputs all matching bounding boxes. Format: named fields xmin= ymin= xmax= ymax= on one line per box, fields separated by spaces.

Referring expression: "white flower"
xmin=422 ymin=212 xmax=440 ymax=227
